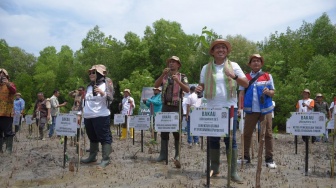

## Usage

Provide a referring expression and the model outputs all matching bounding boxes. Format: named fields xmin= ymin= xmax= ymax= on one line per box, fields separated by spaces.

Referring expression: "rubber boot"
xmin=81 ymin=142 xmax=98 ymax=163
xmin=174 ymin=139 xmax=180 ymax=160
xmin=15 ymin=125 xmax=19 ymax=133
xmin=6 ymin=136 xmax=14 ymax=154
xmin=39 ymin=127 xmax=44 ymax=140
xmin=130 ymin=128 xmax=134 ymax=139
xmin=229 ymin=149 xmax=244 ymax=184
xmin=0 ymin=138 xmax=3 ymax=153
xmin=120 ymin=128 xmax=127 ymax=140
xmin=98 ymin=144 xmax=112 ymax=169
xmin=28 ymin=125 xmax=33 ymax=138
xmin=210 ymin=149 xmax=220 ymax=177
xmin=156 ymin=139 xmax=168 ymax=162
xmin=154 ymin=132 xmax=157 ymax=141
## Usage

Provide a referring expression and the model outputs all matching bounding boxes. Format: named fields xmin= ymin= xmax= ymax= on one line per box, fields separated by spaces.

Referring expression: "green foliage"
xmin=0 ymin=13 xmax=335 ymax=131
xmin=119 ymin=69 xmax=154 ymax=114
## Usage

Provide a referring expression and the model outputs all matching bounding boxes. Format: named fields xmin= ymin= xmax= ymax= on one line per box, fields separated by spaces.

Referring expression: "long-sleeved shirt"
xmin=13 ymin=98 xmax=25 ymax=114
xmin=145 ymin=93 xmax=162 ymax=115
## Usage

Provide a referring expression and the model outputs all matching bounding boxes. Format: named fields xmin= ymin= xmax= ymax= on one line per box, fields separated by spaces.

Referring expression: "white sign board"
xmin=288 ymin=112 xmax=326 ymax=136
xmin=286 ymin=118 xmax=291 ymax=133
xmin=155 ymin=112 xmax=179 ymax=132
xmin=55 ymin=114 xmax=77 ymax=136
xmin=25 ymin=115 xmax=33 ymax=125
xmin=13 ymin=113 xmax=21 ymax=125
xmin=327 ymin=118 xmax=334 ymax=129
xmin=128 ymin=115 xmax=151 ymax=131
xmin=114 ymin=114 xmax=125 ymax=124
xmin=190 ymin=107 xmax=229 ymax=137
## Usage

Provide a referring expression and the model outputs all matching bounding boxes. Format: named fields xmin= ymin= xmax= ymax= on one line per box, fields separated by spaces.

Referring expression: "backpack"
xmin=105 ymin=77 xmax=114 ymax=108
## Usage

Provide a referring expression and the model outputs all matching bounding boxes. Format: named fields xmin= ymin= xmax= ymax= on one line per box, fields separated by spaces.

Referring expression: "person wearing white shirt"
xmin=196 ymin=39 xmax=248 ymax=183
xmin=119 ymin=89 xmax=135 ymax=139
xmin=81 ymin=65 xmax=112 ymax=169
xmin=185 ymin=86 xmax=199 ymax=146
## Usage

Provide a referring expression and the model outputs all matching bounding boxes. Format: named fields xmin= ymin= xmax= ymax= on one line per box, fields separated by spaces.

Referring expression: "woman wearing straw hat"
xmin=196 ymin=39 xmax=248 ymax=182
xmin=81 ymin=65 xmax=112 ymax=169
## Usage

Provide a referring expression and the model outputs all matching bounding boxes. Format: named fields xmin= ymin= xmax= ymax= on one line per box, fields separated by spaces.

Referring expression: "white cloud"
xmin=0 ymin=0 xmax=335 ymax=56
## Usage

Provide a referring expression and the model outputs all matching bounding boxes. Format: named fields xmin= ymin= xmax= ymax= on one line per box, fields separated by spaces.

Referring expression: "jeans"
xmin=187 ymin=118 xmax=199 ymax=144
xmin=49 ymin=116 xmax=56 ymax=137
xmin=209 ymin=108 xmax=238 ymax=150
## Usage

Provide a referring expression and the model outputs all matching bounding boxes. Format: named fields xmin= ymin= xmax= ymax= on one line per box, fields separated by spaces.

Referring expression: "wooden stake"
xmin=256 ymin=119 xmax=266 ymax=188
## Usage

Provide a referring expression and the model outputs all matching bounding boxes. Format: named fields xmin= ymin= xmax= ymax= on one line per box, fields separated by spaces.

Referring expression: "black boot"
xmin=6 ymin=136 xmax=14 ymax=154
xmin=210 ymin=149 xmax=220 ymax=177
xmin=0 ymin=138 xmax=3 ymax=153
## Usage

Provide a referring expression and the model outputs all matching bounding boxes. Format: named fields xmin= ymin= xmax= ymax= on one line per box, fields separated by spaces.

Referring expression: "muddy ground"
xmin=0 ymin=122 xmax=336 ymax=188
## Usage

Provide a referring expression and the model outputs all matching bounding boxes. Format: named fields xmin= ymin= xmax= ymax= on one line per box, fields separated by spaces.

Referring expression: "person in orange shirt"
xmin=296 ymin=89 xmax=315 ymax=143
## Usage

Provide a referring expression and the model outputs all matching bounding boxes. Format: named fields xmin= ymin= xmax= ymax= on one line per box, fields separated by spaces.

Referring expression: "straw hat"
xmin=302 ymin=89 xmax=310 ymax=94
xmin=316 ymin=93 xmax=323 ymax=97
xmin=123 ymin=89 xmax=131 ymax=95
xmin=88 ymin=64 xmax=107 ymax=76
xmin=15 ymin=93 xmax=22 ymax=97
xmin=166 ymin=56 xmax=181 ymax=66
xmin=0 ymin=68 xmax=9 ymax=78
xmin=248 ymin=54 xmax=264 ymax=64
xmin=209 ymin=39 xmax=232 ymax=54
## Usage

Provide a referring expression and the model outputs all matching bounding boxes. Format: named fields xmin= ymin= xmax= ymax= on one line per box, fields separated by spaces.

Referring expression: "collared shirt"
xmin=200 ymin=61 xmax=245 ymax=108
xmin=121 ymin=96 xmax=135 ymax=115
xmin=50 ymin=95 xmax=59 ymax=116
xmin=14 ymin=98 xmax=25 ymax=113
xmin=239 ymin=70 xmax=275 ymax=112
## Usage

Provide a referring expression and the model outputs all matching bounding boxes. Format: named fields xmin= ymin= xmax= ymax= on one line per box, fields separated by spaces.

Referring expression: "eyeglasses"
xmin=88 ymin=71 xmax=96 ymax=75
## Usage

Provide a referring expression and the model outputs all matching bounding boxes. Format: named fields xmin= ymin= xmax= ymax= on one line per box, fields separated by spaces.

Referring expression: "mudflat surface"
xmin=1 ymin=123 xmax=336 ymax=188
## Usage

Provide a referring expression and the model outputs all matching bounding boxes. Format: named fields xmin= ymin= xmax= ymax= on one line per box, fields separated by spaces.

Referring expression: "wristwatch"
xmin=233 ymin=74 xmax=238 ymax=80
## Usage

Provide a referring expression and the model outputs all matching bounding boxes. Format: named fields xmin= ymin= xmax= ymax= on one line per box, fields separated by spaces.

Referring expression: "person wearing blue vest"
xmin=238 ymin=54 xmax=276 ymax=169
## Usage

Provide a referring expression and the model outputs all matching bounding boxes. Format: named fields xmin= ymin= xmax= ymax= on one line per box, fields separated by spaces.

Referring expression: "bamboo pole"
xmin=332 ymin=111 xmax=336 ymax=177
xmin=256 ymin=119 xmax=266 ymax=188
xmin=227 ymin=106 xmax=234 ymax=187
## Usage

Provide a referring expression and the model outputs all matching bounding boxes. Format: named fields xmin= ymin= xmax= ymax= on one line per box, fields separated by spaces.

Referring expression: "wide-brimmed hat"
xmin=123 ymin=89 xmax=131 ymax=94
xmin=248 ymin=54 xmax=264 ymax=64
xmin=316 ymin=93 xmax=323 ymax=97
xmin=166 ymin=56 xmax=181 ymax=66
xmin=0 ymin=68 xmax=9 ymax=77
xmin=209 ymin=39 xmax=232 ymax=55
xmin=153 ymin=87 xmax=161 ymax=91
xmin=88 ymin=64 xmax=107 ymax=76
xmin=15 ymin=93 xmax=22 ymax=97
xmin=302 ymin=89 xmax=310 ymax=94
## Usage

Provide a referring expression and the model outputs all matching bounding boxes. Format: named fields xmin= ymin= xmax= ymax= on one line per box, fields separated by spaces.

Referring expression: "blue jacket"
xmin=145 ymin=93 xmax=162 ymax=115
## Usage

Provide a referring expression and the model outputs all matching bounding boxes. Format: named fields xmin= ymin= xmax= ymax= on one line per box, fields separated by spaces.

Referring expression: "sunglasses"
xmin=88 ymin=71 xmax=96 ymax=75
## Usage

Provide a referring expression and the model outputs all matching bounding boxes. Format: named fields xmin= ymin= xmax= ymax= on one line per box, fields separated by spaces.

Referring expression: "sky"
xmin=1 ymin=0 xmax=336 ymax=56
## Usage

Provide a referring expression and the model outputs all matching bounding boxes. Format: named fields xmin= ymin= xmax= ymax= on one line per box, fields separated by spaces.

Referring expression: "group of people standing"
xmin=7 ymin=38 xmax=323 ymax=181
xmin=297 ymin=89 xmax=334 ymax=143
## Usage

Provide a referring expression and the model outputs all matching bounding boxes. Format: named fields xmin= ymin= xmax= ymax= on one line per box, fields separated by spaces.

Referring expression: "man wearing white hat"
xmin=13 ymin=93 xmax=25 ymax=140
xmin=296 ymin=89 xmax=315 ymax=143
xmin=119 ymin=88 xmax=135 ymax=139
